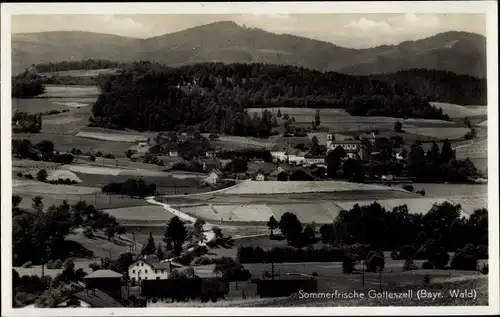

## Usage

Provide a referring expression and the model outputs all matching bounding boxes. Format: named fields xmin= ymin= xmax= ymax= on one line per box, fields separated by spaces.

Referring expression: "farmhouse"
xmin=203 ymin=168 xmax=224 ymax=186
xmin=303 ymin=154 xmax=325 ymax=167
xmin=83 ymin=269 xmax=123 ymax=300
xmin=128 ymin=256 xmax=182 ymax=282
xmin=168 ymin=150 xmax=179 ymax=157
xmin=270 ymin=145 xmax=288 ymax=162
xmin=58 ymin=287 xmax=124 ymax=308
xmin=328 ymin=139 xmax=370 ymax=160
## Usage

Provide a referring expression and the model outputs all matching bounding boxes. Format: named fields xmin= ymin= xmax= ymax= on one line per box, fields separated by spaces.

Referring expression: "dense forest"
xmin=240 ymin=200 xmax=487 ymax=270
xmin=374 ymin=69 xmax=487 ymax=105
xmin=11 ymin=71 xmax=45 ymax=98
xmin=90 ymin=62 xmax=451 ymax=136
xmin=33 ymin=59 xmax=126 ymax=73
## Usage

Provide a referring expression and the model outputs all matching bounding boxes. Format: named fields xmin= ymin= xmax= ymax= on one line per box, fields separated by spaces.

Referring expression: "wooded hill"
xmin=89 ymin=62 xmax=454 ymax=136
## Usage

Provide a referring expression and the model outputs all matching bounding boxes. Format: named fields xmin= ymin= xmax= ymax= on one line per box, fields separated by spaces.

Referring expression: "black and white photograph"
xmin=1 ymin=2 xmax=498 ymax=315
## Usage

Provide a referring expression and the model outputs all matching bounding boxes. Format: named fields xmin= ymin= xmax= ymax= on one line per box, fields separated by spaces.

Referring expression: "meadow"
xmin=40 ymin=68 xmax=119 ymax=77
xmin=430 ymin=102 xmax=488 ymax=119
xmin=218 ymin=180 xmax=408 ymax=195
xmin=76 ymin=127 xmax=150 ymax=143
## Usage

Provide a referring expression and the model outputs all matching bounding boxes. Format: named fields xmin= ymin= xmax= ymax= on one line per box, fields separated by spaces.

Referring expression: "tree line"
xmin=373 ymin=69 xmax=487 ymax=106
xmin=12 ymin=71 xmax=45 ymax=98
xmin=102 ymin=178 xmax=157 ymax=198
xmin=33 ymin=59 xmax=126 ymax=73
xmin=89 ymin=62 xmax=455 ymax=136
xmin=407 ymin=139 xmax=480 ymax=181
xmin=257 ymin=200 xmax=487 ymax=270
xmin=12 ymin=196 xmax=124 ymax=266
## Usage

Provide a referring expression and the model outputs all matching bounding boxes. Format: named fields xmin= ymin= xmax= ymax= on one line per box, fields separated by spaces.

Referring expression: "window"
xmin=132 ymin=270 xmax=135 ymax=274
xmin=161 ymin=270 xmax=164 ymax=274
xmin=145 ymin=270 xmax=148 ymax=273
xmin=144 ymin=277 xmax=147 ymax=280
xmin=138 ymin=277 xmax=141 ymax=280
xmin=155 ymin=270 xmax=158 ymax=274
xmin=156 ymin=277 xmax=160 ymax=280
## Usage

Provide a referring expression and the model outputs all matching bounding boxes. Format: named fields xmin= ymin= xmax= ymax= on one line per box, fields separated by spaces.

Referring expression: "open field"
xmin=12 ymin=179 xmax=100 ymax=195
xmin=455 ymin=139 xmax=487 ymax=159
xmin=430 ymin=102 xmax=488 ymax=119
xmin=39 ymin=68 xmax=119 ymax=77
xmin=411 ymin=183 xmax=487 ymax=197
xmin=102 ymin=205 xmax=174 ymax=223
xmin=14 ymin=191 xmax=149 ymax=211
xmin=14 ymin=133 xmax=134 ymax=157
xmin=164 ymin=189 xmax=419 ymax=206
xmin=248 ymin=107 xmax=457 ymax=132
xmin=217 ymin=180 xmax=407 ymax=195
xmin=76 ymin=127 xmax=150 ymax=143
xmin=404 ymin=127 xmax=470 ymax=140
xmin=38 ymin=85 xmax=100 ymax=98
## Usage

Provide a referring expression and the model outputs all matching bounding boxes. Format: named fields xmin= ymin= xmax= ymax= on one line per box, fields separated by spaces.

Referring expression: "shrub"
xmin=416 ymin=190 xmax=426 ymax=196
xmin=192 ymin=256 xmax=212 ymax=266
xmin=342 ymin=253 xmax=356 ymax=274
xmin=88 ymin=263 xmax=101 ymax=271
xmin=47 ymin=259 xmax=63 ymax=269
xmin=96 ymin=151 xmax=103 ymax=157
xmin=89 ymin=155 xmax=96 ymax=162
xmin=403 ymin=258 xmax=415 ymax=271
xmin=312 ymin=272 xmax=318 ymax=277
xmin=390 ymin=250 xmax=399 ymax=260
xmin=480 ymin=264 xmax=489 ymax=275
xmin=103 ymin=153 xmax=115 ymax=159
xmin=25 ymin=174 xmax=34 ymax=180
xmin=403 ymin=185 xmax=414 ymax=192
xmin=450 ymin=245 xmax=478 ymax=271
xmin=422 ymin=274 xmax=431 ymax=286
xmin=421 ymin=261 xmax=434 ymax=269
xmin=83 ymin=228 xmax=94 ymax=238
xmin=365 ymin=250 xmax=385 ymax=272
xmin=17 ymin=172 xmax=23 ymax=177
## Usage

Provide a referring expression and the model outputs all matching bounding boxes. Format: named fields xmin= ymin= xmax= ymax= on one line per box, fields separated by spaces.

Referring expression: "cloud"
xmin=345 ymin=17 xmax=394 ymax=34
xmin=98 ymin=15 xmax=152 ymax=37
xmin=340 ymin=14 xmax=444 ymax=47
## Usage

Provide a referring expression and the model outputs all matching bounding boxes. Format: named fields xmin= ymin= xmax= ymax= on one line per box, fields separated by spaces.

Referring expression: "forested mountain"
xmin=373 ymin=69 xmax=487 ymax=106
xmin=90 ymin=62 xmax=449 ymax=136
xmin=12 ymin=22 xmax=486 ymax=77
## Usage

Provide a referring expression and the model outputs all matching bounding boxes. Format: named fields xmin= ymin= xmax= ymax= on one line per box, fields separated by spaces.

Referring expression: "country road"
xmin=145 ymin=196 xmax=216 ymax=246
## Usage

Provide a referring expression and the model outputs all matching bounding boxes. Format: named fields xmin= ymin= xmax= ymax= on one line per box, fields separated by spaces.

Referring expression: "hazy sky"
xmin=11 ymin=13 xmax=486 ymax=48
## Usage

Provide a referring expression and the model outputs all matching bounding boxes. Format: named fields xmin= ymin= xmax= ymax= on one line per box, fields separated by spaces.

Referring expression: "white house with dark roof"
xmin=128 ymin=256 xmax=182 ymax=282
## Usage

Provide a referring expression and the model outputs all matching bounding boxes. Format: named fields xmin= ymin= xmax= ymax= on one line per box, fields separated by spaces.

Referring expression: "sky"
xmin=11 ymin=13 xmax=486 ymax=48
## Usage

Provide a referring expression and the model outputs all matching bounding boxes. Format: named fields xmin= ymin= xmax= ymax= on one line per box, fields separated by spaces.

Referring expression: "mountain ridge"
xmin=11 ymin=21 xmax=487 ymax=77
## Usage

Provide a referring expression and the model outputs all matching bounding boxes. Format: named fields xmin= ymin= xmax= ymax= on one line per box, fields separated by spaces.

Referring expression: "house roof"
xmin=134 ymin=256 xmax=180 ymax=270
xmin=308 ymin=132 xmax=329 ymax=145
xmin=208 ymin=168 xmax=223 ymax=176
xmin=330 ymin=140 xmax=363 ymax=145
xmin=71 ymin=288 xmax=124 ymax=307
xmin=84 ymin=269 xmax=122 ymax=279
xmin=248 ymin=162 xmax=275 ymax=175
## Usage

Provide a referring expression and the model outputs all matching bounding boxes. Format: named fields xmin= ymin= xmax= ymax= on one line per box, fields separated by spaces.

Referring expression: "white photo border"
xmin=1 ymin=1 xmax=498 ymax=316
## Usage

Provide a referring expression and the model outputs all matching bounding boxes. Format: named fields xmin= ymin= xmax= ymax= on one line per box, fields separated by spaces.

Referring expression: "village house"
xmin=270 ymin=145 xmax=287 ymax=162
xmin=80 ymin=269 xmax=123 ymax=301
xmin=128 ymin=256 xmax=182 ymax=282
xmin=286 ymin=148 xmax=307 ymax=165
xmin=203 ymin=168 xmax=224 ymax=186
xmin=327 ymin=139 xmax=370 ymax=161
xmin=58 ymin=287 xmax=123 ymax=308
xmin=254 ymin=171 xmax=266 ymax=181
xmin=303 ymin=153 xmax=326 ymax=167
xmin=168 ymin=150 xmax=179 ymax=157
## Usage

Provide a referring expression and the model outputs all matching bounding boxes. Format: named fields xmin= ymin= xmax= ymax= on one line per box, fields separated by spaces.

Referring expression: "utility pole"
xmin=271 ymin=261 xmax=275 ymax=280
xmin=379 ymin=269 xmax=382 ymax=290
xmin=362 ymin=260 xmax=365 ymax=288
